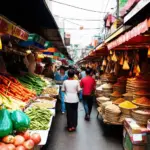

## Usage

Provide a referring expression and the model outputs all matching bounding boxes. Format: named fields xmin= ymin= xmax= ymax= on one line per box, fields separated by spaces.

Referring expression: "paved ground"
xmin=42 ymin=103 xmax=123 ymax=150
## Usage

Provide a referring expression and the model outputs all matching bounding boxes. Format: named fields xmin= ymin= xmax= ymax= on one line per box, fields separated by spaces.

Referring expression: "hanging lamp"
xmin=0 ymin=37 xmax=2 ymax=50
xmin=147 ymin=46 xmax=150 ymax=58
xmin=120 ymin=53 xmax=124 ymax=65
xmin=112 ymin=51 xmax=117 ymax=62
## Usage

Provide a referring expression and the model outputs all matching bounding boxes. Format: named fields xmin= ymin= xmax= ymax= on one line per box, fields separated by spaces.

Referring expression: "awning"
xmin=0 ymin=0 xmax=71 ymax=59
xmin=107 ymin=18 xmax=150 ymax=50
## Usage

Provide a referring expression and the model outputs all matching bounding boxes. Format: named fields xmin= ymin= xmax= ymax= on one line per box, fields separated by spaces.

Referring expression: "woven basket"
xmin=120 ymin=107 xmax=138 ymax=115
xmin=132 ymin=110 xmax=150 ymax=125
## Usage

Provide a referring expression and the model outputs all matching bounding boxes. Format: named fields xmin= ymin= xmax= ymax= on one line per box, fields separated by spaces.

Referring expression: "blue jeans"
xmin=79 ymin=90 xmax=83 ymax=101
xmin=82 ymin=95 xmax=93 ymax=115
xmin=60 ymin=91 xmax=66 ymax=112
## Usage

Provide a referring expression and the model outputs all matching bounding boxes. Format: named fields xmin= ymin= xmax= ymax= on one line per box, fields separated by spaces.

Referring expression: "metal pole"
xmin=116 ymin=0 xmax=119 ymax=19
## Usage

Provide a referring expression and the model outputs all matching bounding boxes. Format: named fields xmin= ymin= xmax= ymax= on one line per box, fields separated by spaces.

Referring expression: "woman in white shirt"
xmin=62 ymin=69 xmax=80 ymax=132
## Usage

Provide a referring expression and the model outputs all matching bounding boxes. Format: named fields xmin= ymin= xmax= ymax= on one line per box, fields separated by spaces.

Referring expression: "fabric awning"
xmin=107 ymin=18 xmax=150 ymax=50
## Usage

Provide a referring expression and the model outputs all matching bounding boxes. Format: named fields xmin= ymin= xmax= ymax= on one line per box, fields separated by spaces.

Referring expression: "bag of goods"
xmin=0 ymin=109 xmax=13 ymax=137
xmin=11 ymin=110 xmax=30 ymax=132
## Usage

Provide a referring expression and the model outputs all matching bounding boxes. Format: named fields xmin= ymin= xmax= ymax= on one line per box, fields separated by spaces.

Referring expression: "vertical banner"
xmin=64 ymin=33 xmax=71 ymax=46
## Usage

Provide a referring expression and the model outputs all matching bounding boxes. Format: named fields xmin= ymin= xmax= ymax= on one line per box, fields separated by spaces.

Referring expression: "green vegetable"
xmin=17 ymin=73 xmax=47 ymax=95
xmin=25 ymin=107 xmax=52 ymax=130
xmin=11 ymin=110 xmax=30 ymax=132
xmin=0 ymin=109 xmax=13 ymax=137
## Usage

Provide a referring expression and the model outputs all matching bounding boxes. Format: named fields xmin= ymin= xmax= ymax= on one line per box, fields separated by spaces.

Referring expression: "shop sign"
xmin=0 ymin=17 xmax=14 ymax=35
xmin=13 ymin=26 xmax=28 ymax=41
xmin=0 ymin=16 xmax=28 ymax=40
xmin=107 ymin=19 xmax=149 ymax=50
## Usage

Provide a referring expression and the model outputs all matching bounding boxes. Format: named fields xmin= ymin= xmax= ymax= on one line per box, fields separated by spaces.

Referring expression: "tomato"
xmin=14 ymin=135 xmax=25 ymax=146
xmin=0 ymin=142 xmax=6 ymax=146
xmin=2 ymin=135 xmax=15 ymax=144
xmin=23 ymin=139 xmax=34 ymax=150
xmin=6 ymin=144 xmax=15 ymax=150
xmin=30 ymin=133 xmax=41 ymax=145
xmin=0 ymin=145 xmax=9 ymax=150
xmin=16 ymin=146 xmax=26 ymax=150
xmin=18 ymin=131 xmax=31 ymax=141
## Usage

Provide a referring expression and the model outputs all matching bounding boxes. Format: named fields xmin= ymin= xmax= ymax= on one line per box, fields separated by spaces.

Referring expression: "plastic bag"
xmin=0 ymin=109 xmax=13 ymax=137
xmin=11 ymin=110 xmax=30 ymax=132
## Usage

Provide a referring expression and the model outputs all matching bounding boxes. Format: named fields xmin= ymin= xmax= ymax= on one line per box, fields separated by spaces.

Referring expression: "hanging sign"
xmin=107 ymin=19 xmax=149 ymax=50
xmin=13 ymin=26 xmax=28 ymax=41
xmin=0 ymin=17 xmax=14 ymax=35
xmin=0 ymin=16 xmax=28 ymax=40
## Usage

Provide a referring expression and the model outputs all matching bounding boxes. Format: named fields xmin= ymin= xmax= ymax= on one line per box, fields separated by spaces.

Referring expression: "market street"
xmin=42 ymin=103 xmax=123 ymax=150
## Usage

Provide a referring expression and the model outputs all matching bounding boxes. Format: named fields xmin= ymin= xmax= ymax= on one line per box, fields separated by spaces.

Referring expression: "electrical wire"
xmin=59 ymin=28 xmax=102 ymax=30
xmin=64 ymin=19 xmax=82 ymax=26
xmin=54 ymin=15 xmax=103 ymax=21
xmin=49 ymin=0 xmax=108 ymax=13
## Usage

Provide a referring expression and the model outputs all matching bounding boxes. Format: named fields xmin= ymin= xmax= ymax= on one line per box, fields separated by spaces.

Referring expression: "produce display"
xmin=17 ymin=73 xmax=47 ymax=95
xmin=37 ymin=97 xmax=56 ymax=101
xmin=0 ymin=74 xmax=35 ymax=102
xmin=42 ymin=87 xmax=58 ymax=95
xmin=0 ymin=131 xmax=41 ymax=150
xmin=113 ymin=98 xmax=125 ymax=105
xmin=32 ymin=102 xmax=55 ymax=109
xmin=0 ymin=109 xmax=29 ymax=137
xmin=119 ymin=101 xmax=137 ymax=109
xmin=0 ymin=94 xmax=26 ymax=110
xmin=25 ymin=107 xmax=53 ymax=130
xmin=133 ymin=97 xmax=150 ymax=106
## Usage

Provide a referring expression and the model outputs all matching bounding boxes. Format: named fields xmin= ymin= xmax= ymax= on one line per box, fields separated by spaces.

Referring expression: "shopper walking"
xmin=55 ymin=66 xmax=68 ymax=113
xmin=80 ymin=68 xmax=96 ymax=121
xmin=62 ymin=69 xmax=80 ymax=132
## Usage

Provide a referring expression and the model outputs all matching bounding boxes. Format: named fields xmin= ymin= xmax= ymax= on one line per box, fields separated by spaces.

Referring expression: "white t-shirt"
xmin=62 ymin=80 xmax=80 ymax=103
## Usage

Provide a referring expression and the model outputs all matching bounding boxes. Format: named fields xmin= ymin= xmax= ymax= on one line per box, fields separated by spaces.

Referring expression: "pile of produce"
xmin=32 ymin=101 xmax=55 ymax=109
xmin=25 ymin=107 xmax=53 ymax=130
xmin=119 ymin=101 xmax=137 ymax=109
xmin=17 ymin=73 xmax=47 ymax=95
xmin=133 ymin=97 xmax=150 ymax=106
xmin=0 ymin=94 xmax=26 ymax=110
xmin=0 ymin=74 xmax=36 ymax=102
xmin=113 ymin=98 xmax=125 ymax=105
xmin=42 ymin=87 xmax=58 ymax=95
xmin=0 ymin=131 xmax=41 ymax=150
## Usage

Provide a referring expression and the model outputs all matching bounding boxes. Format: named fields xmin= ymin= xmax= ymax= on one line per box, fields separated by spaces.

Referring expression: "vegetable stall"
xmin=0 ymin=16 xmax=61 ymax=150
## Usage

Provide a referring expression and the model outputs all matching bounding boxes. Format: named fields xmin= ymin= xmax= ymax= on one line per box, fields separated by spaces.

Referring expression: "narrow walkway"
xmin=42 ymin=103 xmax=123 ymax=150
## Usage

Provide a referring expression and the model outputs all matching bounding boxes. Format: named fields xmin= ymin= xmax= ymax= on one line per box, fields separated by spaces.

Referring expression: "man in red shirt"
xmin=80 ymin=68 xmax=96 ymax=121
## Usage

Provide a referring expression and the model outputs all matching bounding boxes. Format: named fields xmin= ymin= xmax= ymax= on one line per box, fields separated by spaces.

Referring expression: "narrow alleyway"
xmin=42 ymin=103 xmax=123 ymax=150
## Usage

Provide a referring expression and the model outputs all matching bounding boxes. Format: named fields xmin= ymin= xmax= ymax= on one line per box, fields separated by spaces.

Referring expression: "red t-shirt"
xmin=80 ymin=76 xmax=96 ymax=96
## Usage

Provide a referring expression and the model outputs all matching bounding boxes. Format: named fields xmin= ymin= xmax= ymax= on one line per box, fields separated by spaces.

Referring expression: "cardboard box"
xmin=123 ymin=129 xmax=146 ymax=150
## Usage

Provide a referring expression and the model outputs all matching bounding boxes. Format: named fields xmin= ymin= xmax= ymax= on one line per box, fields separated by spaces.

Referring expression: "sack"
xmin=0 ymin=109 xmax=13 ymax=137
xmin=11 ymin=110 xmax=30 ymax=132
